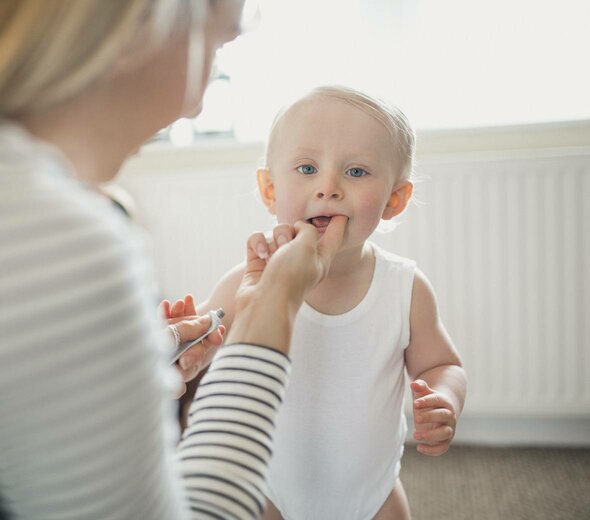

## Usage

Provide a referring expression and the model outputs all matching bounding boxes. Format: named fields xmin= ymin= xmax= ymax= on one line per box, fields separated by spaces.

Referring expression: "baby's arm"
xmin=404 ymin=268 xmax=467 ymax=456
xmin=196 ymin=261 xmax=246 ymax=338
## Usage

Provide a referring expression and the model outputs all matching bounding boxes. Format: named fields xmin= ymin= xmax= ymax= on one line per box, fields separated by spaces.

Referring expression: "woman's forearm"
xmin=178 ymin=344 xmax=291 ymax=519
xmin=226 ymin=286 xmax=301 ymax=355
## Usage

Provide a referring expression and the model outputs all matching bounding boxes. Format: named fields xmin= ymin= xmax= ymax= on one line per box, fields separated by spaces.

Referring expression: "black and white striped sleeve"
xmin=178 ymin=344 xmax=291 ymax=520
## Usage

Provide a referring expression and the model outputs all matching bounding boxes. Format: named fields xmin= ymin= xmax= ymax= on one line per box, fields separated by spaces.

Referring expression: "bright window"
xmin=167 ymin=0 xmax=590 ymax=144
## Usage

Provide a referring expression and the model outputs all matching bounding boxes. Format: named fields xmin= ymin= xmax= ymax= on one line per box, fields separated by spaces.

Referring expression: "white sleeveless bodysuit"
xmin=266 ymin=244 xmax=416 ymax=520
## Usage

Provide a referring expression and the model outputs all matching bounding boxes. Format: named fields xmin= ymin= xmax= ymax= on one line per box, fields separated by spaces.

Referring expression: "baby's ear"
xmin=382 ymin=180 xmax=413 ymax=220
xmin=256 ymin=168 xmax=276 ymax=215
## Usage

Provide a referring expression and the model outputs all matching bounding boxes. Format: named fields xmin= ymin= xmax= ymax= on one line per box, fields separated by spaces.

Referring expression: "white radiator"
xmin=119 ymin=142 xmax=590 ymax=421
xmin=373 ymin=151 xmax=590 ymax=417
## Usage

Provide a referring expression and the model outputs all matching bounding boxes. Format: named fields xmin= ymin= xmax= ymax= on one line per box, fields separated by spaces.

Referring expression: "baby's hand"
xmin=158 ymin=294 xmax=198 ymax=320
xmin=410 ymin=379 xmax=457 ymax=456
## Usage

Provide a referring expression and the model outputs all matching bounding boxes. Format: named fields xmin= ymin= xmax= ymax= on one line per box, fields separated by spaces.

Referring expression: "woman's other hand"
xmin=243 ymin=216 xmax=347 ymax=291
xmin=159 ymin=295 xmax=225 ymax=397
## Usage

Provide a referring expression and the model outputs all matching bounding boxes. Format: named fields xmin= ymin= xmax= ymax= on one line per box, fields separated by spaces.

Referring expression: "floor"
xmin=400 ymin=444 xmax=590 ymax=520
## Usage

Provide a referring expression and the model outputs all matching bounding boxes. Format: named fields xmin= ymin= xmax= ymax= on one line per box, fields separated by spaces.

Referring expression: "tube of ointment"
xmin=169 ymin=308 xmax=225 ymax=365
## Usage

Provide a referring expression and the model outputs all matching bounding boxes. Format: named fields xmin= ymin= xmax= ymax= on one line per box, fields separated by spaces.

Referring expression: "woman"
xmin=0 ymin=1 xmax=346 ymax=518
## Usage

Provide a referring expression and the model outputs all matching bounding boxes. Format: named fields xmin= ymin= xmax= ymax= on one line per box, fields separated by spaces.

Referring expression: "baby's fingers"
xmin=416 ymin=442 xmax=451 ymax=456
xmin=415 ymin=408 xmax=456 ymax=427
xmin=158 ymin=299 xmax=172 ymax=320
xmin=183 ymin=294 xmax=197 ymax=316
xmin=160 ymin=295 xmax=197 ymax=323
xmin=414 ymin=392 xmax=454 ymax=411
xmin=171 ymin=299 xmax=186 ymax=319
xmin=414 ymin=424 xmax=455 ymax=446
xmin=410 ymin=379 xmax=433 ymax=399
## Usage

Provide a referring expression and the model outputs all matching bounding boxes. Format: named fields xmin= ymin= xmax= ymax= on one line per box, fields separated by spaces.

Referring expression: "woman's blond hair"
xmin=0 ymin=0 xmax=207 ymax=115
xmin=266 ymin=85 xmax=416 ymax=182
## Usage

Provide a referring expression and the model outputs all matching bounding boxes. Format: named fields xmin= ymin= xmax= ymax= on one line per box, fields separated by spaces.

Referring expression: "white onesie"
xmin=266 ymin=244 xmax=415 ymax=520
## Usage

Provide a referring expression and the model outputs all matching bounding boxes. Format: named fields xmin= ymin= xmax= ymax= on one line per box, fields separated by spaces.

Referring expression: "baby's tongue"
xmin=311 ymin=216 xmax=332 ymax=228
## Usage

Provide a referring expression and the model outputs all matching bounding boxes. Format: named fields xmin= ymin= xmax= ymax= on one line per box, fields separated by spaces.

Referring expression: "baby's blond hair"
xmin=265 ymin=85 xmax=416 ymax=183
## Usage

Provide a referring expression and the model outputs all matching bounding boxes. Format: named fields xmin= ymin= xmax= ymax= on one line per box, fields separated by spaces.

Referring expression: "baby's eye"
xmin=297 ymin=164 xmax=317 ymax=175
xmin=346 ymin=167 xmax=368 ymax=178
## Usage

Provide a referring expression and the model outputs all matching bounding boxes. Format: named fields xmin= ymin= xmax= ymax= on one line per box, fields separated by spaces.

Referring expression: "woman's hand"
xmin=159 ymin=295 xmax=225 ymax=397
xmin=226 ymin=216 xmax=347 ymax=352
xmin=244 ymin=217 xmax=347 ymax=292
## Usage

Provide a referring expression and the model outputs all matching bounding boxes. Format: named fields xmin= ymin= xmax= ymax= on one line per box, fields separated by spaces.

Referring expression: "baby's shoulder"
xmin=371 ymin=242 xmax=416 ymax=271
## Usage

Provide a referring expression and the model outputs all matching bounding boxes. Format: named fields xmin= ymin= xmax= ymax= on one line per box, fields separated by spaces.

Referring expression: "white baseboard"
xmin=405 ymin=415 xmax=590 ymax=447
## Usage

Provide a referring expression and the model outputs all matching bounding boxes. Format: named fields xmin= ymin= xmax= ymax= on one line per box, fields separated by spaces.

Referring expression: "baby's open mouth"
xmin=307 ymin=216 xmax=333 ymax=229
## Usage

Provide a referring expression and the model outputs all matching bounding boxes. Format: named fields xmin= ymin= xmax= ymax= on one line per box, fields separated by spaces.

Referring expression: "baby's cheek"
xmin=275 ymin=202 xmax=301 ymax=225
xmin=274 ymin=190 xmax=305 ymax=221
xmin=357 ymin=215 xmax=382 ymax=237
xmin=358 ymin=198 xmax=386 ymax=229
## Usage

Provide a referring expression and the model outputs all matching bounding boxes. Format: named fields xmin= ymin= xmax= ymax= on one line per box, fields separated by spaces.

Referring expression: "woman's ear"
xmin=256 ymin=168 xmax=276 ymax=215
xmin=382 ymin=180 xmax=413 ymax=220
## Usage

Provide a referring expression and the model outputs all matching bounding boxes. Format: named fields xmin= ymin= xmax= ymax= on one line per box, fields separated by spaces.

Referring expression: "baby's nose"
xmin=315 ymin=181 xmax=343 ymax=200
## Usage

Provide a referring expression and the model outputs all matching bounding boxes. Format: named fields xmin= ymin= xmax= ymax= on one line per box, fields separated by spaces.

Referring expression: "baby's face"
xmin=266 ymin=96 xmax=400 ymax=251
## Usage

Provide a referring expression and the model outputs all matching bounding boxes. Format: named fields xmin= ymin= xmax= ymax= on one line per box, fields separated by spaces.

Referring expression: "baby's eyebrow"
xmin=290 ymin=146 xmax=321 ymax=155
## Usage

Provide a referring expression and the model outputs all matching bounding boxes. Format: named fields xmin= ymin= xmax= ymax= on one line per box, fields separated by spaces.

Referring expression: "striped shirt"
xmin=0 ymin=121 xmax=290 ymax=520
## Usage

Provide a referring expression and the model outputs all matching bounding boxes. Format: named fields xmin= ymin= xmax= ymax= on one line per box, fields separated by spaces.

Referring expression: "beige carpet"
xmin=400 ymin=445 xmax=590 ymax=520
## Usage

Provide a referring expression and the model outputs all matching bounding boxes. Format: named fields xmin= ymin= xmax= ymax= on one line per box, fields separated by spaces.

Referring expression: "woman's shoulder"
xmin=1 ymin=156 xmax=143 ymax=262
xmin=0 ymin=165 xmax=155 ymax=341
xmin=0 ymin=120 xmax=136 ymax=245
xmin=1 ymin=192 xmax=142 ymax=288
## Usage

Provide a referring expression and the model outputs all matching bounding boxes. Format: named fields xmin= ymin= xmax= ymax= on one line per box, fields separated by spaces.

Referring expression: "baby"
xmin=192 ymin=86 xmax=467 ymax=519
